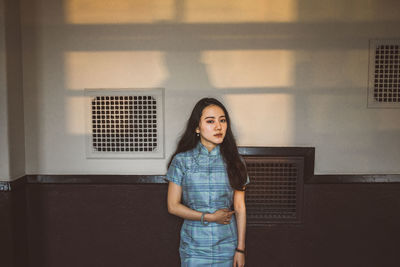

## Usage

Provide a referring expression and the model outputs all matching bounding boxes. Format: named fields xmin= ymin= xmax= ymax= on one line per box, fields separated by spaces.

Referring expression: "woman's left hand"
xmin=233 ymin=251 xmax=245 ymax=267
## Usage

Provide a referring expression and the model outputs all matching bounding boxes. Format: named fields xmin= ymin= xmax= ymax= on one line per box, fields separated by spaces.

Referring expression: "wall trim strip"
xmin=308 ymin=174 xmax=400 ymax=184
xmin=26 ymin=175 xmax=166 ymax=184
xmin=1 ymin=173 xmax=399 ymax=192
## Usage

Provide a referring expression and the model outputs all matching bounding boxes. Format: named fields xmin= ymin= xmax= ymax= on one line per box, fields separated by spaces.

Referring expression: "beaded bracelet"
xmin=200 ymin=212 xmax=209 ymax=226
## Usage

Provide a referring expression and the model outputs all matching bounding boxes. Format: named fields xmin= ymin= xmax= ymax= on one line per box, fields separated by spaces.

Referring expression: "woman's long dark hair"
xmin=168 ymin=98 xmax=248 ymax=191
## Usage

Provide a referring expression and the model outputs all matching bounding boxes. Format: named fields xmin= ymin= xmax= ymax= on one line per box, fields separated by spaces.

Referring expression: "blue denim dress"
xmin=166 ymin=142 xmax=237 ymax=267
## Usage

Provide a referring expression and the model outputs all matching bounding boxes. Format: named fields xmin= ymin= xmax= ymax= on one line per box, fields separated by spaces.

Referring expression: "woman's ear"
xmin=195 ymin=127 xmax=200 ymax=133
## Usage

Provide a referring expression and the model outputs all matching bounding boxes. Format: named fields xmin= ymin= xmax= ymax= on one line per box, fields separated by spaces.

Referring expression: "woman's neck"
xmin=200 ymin=140 xmax=217 ymax=152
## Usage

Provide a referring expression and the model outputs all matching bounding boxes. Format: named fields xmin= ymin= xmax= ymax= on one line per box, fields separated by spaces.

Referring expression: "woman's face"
xmin=196 ymin=105 xmax=227 ymax=152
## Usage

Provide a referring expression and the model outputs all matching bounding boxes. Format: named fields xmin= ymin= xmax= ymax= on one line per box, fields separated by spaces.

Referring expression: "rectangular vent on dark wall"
xmin=368 ymin=39 xmax=400 ymax=108
xmin=243 ymin=156 xmax=304 ymax=226
xmin=84 ymin=88 xmax=164 ymax=159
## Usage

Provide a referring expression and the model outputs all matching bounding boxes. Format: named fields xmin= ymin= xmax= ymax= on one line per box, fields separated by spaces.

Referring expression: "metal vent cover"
xmin=368 ymin=39 xmax=400 ymax=108
xmin=85 ymin=88 xmax=164 ymax=159
xmin=243 ymin=156 xmax=304 ymax=226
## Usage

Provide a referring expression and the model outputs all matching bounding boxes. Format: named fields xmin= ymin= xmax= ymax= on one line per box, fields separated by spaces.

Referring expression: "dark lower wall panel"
xmin=0 ymin=188 xmax=28 ymax=267
xmin=0 ymin=192 xmax=14 ymax=267
xmin=26 ymin=183 xmax=400 ymax=267
xmin=27 ymin=184 xmax=181 ymax=267
xmin=247 ymin=183 xmax=400 ymax=267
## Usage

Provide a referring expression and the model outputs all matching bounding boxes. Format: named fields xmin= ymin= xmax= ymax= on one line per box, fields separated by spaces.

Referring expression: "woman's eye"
xmin=220 ymin=119 xmax=226 ymax=123
xmin=206 ymin=120 xmax=214 ymax=124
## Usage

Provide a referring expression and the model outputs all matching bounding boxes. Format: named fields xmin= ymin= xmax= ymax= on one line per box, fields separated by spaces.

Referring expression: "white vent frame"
xmin=368 ymin=39 xmax=400 ymax=108
xmin=84 ymin=88 xmax=164 ymax=159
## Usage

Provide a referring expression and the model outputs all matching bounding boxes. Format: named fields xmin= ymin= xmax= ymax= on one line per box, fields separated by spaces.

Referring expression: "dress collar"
xmin=196 ymin=141 xmax=220 ymax=156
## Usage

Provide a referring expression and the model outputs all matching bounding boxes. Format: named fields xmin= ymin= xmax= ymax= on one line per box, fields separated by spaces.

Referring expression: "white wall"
xmin=0 ymin=0 xmax=25 ymax=181
xmin=0 ymin=0 xmax=10 ymax=180
xmin=5 ymin=0 xmax=25 ymax=180
xmin=20 ymin=0 xmax=400 ymax=175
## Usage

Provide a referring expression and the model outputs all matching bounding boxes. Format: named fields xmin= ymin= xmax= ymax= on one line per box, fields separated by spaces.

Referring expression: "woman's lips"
xmin=214 ymin=133 xmax=223 ymax=137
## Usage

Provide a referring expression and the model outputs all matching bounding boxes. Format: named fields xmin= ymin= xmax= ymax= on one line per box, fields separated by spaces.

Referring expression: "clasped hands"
xmin=208 ymin=208 xmax=235 ymax=224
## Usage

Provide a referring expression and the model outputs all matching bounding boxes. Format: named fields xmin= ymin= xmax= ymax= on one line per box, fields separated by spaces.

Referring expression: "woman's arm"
xmin=233 ymin=189 xmax=246 ymax=267
xmin=167 ymin=181 xmax=234 ymax=224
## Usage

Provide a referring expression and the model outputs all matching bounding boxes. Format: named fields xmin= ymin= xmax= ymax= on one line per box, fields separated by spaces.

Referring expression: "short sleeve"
xmin=239 ymin=155 xmax=250 ymax=187
xmin=165 ymin=155 xmax=184 ymax=186
xmin=244 ymin=175 xmax=250 ymax=186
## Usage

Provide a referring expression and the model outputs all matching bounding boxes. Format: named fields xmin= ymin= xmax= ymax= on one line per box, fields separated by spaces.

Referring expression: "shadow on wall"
xmin=22 ymin=0 xmax=400 ymax=173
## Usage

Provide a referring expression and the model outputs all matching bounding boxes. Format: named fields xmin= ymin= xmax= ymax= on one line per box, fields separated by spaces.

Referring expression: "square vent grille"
xmin=368 ymin=39 xmax=400 ymax=108
xmin=85 ymin=88 xmax=164 ymax=158
xmin=243 ymin=156 xmax=304 ymax=226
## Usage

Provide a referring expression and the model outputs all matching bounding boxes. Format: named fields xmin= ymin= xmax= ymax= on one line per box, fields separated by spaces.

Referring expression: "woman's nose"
xmin=215 ymin=122 xmax=221 ymax=129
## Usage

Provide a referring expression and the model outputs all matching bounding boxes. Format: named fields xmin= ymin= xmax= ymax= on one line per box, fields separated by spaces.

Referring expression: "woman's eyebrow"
xmin=204 ymin=115 xmax=226 ymax=119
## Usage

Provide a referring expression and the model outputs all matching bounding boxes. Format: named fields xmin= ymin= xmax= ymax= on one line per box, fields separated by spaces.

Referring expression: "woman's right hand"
xmin=210 ymin=208 xmax=235 ymax=224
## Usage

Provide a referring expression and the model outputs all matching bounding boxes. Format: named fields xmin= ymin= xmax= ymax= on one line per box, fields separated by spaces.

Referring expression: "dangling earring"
xmin=196 ymin=132 xmax=199 ymax=137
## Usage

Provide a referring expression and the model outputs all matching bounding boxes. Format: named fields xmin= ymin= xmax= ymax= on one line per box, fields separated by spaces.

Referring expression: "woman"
xmin=166 ymin=98 xmax=249 ymax=267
